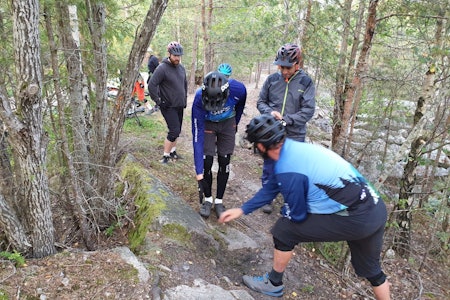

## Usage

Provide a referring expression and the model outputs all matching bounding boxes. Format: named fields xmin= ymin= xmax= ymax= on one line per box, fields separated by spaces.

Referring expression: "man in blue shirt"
xmin=219 ymin=114 xmax=391 ymax=300
xmin=192 ymin=70 xmax=246 ymax=218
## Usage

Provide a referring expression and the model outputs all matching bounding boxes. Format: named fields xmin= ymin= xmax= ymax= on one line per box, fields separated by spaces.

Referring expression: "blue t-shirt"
xmin=241 ymin=139 xmax=380 ymax=222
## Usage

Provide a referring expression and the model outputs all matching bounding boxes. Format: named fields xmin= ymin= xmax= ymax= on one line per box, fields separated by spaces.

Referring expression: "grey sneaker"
xmin=262 ymin=203 xmax=273 ymax=214
xmin=214 ymin=204 xmax=225 ymax=218
xmin=160 ymin=155 xmax=170 ymax=164
xmin=199 ymin=202 xmax=212 ymax=218
xmin=242 ymin=273 xmax=284 ymax=297
xmin=170 ymin=151 xmax=183 ymax=159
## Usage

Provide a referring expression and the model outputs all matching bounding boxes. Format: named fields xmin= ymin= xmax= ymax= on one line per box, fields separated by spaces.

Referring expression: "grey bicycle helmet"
xmin=274 ymin=43 xmax=301 ymax=67
xmin=245 ymin=114 xmax=286 ymax=148
xmin=218 ymin=63 xmax=232 ymax=76
xmin=201 ymin=71 xmax=229 ymax=112
xmin=167 ymin=41 xmax=184 ymax=56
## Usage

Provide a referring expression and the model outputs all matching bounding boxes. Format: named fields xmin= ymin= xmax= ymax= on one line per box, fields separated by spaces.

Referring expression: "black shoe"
xmin=160 ymin=155 xmax=170 ymax=164
xmin=199 ymin=202 xmax=212 ymax=218
xmin=214 ymin=204 xmax=225 ymax=218
xmin=170 ymin=151 xmax=183 ymax=159
xmin=262 ymin=204 xmax=273 ymax=214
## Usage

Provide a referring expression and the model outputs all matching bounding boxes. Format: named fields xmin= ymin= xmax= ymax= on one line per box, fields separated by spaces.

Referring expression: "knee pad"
xmin=204 ymin=155 xmax=213 ymax=172
xmin=367 ymin=271 xmax=386 ymax=287
xmin=273 ymin=236 xmax=295 ymax=252
xmin=217 ymin=155 xmax=231 ymax=173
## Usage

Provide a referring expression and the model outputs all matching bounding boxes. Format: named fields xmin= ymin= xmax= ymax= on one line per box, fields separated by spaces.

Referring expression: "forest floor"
xmin=0 ymin=84 xmax=449 ymax=300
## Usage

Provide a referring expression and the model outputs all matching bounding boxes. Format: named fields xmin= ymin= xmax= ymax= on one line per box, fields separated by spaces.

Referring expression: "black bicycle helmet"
xmin=201 ymin=71 xmax=230 ymax=112
xmin=218 ymin=63 xmax=232 ymax=76
xmin=274 ymin=43 xmax=301 ymax=67
xmin=245 ymin=114 xmax=286 ymax=148
xmin=167 ymin=41 xmax=184 ymax=56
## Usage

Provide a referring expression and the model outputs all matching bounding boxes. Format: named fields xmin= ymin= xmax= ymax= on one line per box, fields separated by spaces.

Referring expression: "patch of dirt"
xmin=1 ymin=85 xmax=449 ymax=300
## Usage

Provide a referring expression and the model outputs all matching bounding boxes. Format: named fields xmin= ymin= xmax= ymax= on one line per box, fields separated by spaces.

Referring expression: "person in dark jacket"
xmin=148 ymin=41 xmax=187 ymax=164
xmin=146 ymin=48 xmax=159 ymax=88
xmin=192 ymin=69 xmax=247 ymax=218
xmin=219 ymin=114 xmax=391 ymax=300
xmin=257 ymin=43 xmax=316 ymax=213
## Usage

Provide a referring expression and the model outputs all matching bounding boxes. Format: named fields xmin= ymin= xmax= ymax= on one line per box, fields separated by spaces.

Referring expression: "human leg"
xmin=273 ymin=248 xmax=293 ymax=273
xmin=214 ymin=118 xmax=236 ymax=217
xmin=261 ymin=157 xmax=275 ymax=213
xmin=169 ymin=108 xmax=184 ymax=159
xmin=199 ymin=155 xmax=214 ymax=218
xmin=242 ymin=224 xmax=294 ymax=297
xmin=162 ymin=107 xmax=183 ymax=155
xmin=347 ymin=201 xmax=389 ymax=300
xmin=372 ymin=280 xmax=391 ymax=300
xmin=214 ymin=154 xmax=231 ymax=217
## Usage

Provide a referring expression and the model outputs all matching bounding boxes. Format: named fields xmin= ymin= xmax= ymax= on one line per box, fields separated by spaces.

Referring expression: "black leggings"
xmin=203 ymin=154 xmax=231 ymax=199
xmin=160 ymin=107 xmax=184 ymax=142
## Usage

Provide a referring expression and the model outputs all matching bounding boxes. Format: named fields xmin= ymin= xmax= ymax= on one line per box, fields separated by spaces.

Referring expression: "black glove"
xmin=197 ymin=179 xmax=205 ymax=204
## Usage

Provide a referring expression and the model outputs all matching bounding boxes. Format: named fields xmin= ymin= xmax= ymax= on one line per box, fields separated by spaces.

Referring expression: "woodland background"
xmin=0 ymin=0 xmax=448 ymax=293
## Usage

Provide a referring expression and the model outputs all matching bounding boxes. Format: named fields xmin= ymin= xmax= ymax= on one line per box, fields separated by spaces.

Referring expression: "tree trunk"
xmin=96 ymin=0 xmax=168 ymax=202
xmin=299 ymin=0 xmax=313 ymax=70
xmin=0 ymin=0 xmax=56 ymax=258
xmin=57 ymin=4 xmax=93 ymax=196
xmin=392 ymin=6 xmax=444 ymax=258
xmin=201 ymin=0 xmax=213 ymax=73
xmin=85 ymin=0 xmax=109 ymax=168
xmin=333 ymin=0 xmax=378 ymax=157
xmin=331 ymin=0 xmax=353 ymax=151
xmin=45 ymin=4 xmax=96 ymax=250
xmin=188 ymin=22 xmax=199 ymax=94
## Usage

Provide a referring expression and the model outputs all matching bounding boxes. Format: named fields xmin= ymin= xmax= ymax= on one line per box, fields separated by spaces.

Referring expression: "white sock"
xmin=204 ymin=196 xmax=213 ymax=204
xmin=163 ymin=152 xmax=170 ymax=157
xmin=215 ymin=198 xmax=222 ymax=204
xmin=170 ymin=147 xmax=176 ymax=153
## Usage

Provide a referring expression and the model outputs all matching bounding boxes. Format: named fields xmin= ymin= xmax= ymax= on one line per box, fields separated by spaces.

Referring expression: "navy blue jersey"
xmin=241 ymin=139 xmax=380 ymax=222
xmin=192 ymin=78 xmax=247 ymax=175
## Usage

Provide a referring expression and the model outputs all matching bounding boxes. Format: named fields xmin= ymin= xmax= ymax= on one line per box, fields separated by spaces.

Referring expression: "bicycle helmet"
xmin=201 ymin=71 xmax=230 ymax=112
xmin=167 ymin=41 xmax=184 ymax=56
xmin=245 ymin=114 xmax=286 ymax=148
xmin=274 ymin=43 xmax=301 ymax=67
xmin=217 ymin=63 xmax=232 ymax=76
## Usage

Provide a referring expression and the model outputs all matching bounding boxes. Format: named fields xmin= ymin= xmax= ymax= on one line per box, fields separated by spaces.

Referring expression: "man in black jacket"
xmin=148 ymin=41 xmax=187 ymax=164
xmin=257 ymin=43 xmax=316 ymax=213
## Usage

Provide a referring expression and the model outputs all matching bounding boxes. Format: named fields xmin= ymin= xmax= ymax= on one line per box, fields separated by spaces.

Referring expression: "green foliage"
xmin=123 ymin=115 xmax=166 ymax=135
xmin=161 ymin=224 xmax=192 ymax=245
xmin=0 ymin=289 xmax=8 ymax=300
xmin=119 ymin=162 xmax=166 ymax=252
xmin=301 ymin=285 xmax=315 ymax=294
xmin=0 ymin=250 xmax=26 ymax=267
xmin=304 ymin=241 xmax=348 ymax=268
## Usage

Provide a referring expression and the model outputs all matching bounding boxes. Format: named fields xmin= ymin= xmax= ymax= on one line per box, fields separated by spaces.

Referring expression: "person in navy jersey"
xmin=219 ymin=114 xmax=391 ymax=300
xmin=192 ymin=69 xmax=247 ymax=218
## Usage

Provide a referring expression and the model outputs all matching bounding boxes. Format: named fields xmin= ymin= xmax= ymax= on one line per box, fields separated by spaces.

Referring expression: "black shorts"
xmin=271 ymin=200 xmax=387 ymax=278
xmin=204 ymin=117 xmax=236 ymax=156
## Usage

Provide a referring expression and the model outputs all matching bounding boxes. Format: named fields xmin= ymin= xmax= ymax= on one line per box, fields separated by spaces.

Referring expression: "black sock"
xmin=268 ymin=269 xmax=284 ymax=286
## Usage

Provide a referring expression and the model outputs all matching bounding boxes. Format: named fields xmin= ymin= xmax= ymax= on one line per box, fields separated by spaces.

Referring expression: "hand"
xmin=270 ymin=111 xmax=282 ymax=120
xmin=218 ymin=208 xmax=244 ymax=224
